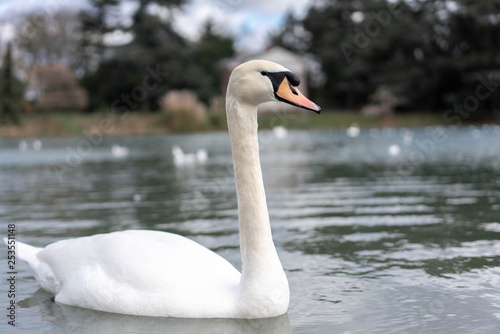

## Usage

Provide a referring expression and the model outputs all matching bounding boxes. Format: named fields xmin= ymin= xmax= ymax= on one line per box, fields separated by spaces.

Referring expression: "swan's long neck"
xmin=226 ymin=94 xmax=289 ymax=316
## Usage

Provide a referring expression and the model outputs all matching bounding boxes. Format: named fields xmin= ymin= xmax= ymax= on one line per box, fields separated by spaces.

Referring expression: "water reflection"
xmin=20 ymin=290 xmax=289 ymax=334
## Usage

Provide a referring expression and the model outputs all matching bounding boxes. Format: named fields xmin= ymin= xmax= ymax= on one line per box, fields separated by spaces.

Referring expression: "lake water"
xmin=1 ymin=124 xmax=500 ymax=333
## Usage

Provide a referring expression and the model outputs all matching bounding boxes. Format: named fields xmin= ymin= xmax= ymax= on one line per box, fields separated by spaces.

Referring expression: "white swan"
xmin=346 ymin=123 xmax=360 ymax=138
xmin=111 ymin=144 xmax=129 ymax=158
xmin=33 ymin=139 xmax=42 ymax=151
xmin=6 ymin=60 xmax=320 ymax=319
xmin=172 ymin=145 xmax=207 ymax=166
xmin=18 ymin=140 xmax=28 ymax=152
xmin=272 ymin=125 xmax=288 ymax=139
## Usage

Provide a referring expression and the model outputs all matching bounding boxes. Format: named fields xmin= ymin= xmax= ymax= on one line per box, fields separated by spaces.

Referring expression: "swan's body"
xmin=272 ymin=125 xmax=288 ymax=139
xmin=8 ymin=60 xmax=320 ymax=319
xmin=13 ymin=231 xmax=241 ymax=317
xmin=18 ymin=140 xmax=28 ymax=151
xmin=18 ymin=139 xmax=42 ymax=152
xmin=33 ymin=139 xmax=42 ymax=151
xmin=111 ymin=144 xmax=129 ymax=158
xmin=346 ymin=123 xmax=360 ymax=138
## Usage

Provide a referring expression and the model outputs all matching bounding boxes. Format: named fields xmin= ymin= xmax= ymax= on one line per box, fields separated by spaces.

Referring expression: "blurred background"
xmin=0 ymin=0 xmax=499 ymax=134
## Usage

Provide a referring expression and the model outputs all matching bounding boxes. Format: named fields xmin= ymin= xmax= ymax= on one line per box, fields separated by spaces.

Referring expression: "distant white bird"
xmin=18 ymin=140 xmax=28 ymax=152
xmin=272 ymin=125 xmax=288 ymax=139
xmin=196 ymin=149 xmax=208 ymax=163
xmin=469 ymin=125 xmax=481 ymax=139
xmin=111 ymin=144 xmax=129 ymax=158
xmin=388 ymin=144 xmax=401 ymax=156
xmin=32 ymin=139 xmax=42 ymax=151
xmin=402 ymin=131 xmax=413 ymax=146
xmin=172 ymin=145 xmax=207 ymax=166
xmin=346 ymin=123 xmax=360 ymax=138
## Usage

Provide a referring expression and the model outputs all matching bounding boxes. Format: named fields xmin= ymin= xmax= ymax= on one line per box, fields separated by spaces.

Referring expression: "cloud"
xmin=212 ymin=0 xmax=313 ymax=17
xmin=0 ymin=0 xmax=88 ymax=18
xmin=174 ymin=0 xmax=314 ymax=52
xmin=0 ymin=22 xmax=15 ymax=43
xmin=0 ymin=0 xmax=316 ymax=52
xmin=0 ymin=0 xmax=88 ymax=46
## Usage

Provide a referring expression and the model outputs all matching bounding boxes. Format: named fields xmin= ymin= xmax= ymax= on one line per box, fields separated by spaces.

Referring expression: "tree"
xmin=273 ymin=0 xmax=500 ymax=119
xmin=186 ymin=21 xmax=235 ymax=104
xmin=80 ymin=0 xmax=189 ymax=111
xmin=273 ymin=0 xmax=388 ymax=109
xmin=81 ymin=0 xmax=235 ymax=111
xmin=0 ymin=43 xmax=23 ymax=124
xmin=79 ymin=0 xmax=122 ymax=72
xmin=14 ymin=10 xmax=83 ymax=71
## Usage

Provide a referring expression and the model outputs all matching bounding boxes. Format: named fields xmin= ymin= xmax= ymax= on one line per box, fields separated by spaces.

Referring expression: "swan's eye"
xmin=260 ymin=71 xmax=268 ymax=76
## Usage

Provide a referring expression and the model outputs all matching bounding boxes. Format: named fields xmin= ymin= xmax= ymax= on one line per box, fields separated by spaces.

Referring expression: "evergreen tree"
xmin=0 ymin=44 xmax=22 ymax=125
xmin=80 ymin=0 xmax=188 ymax=110
xmin=80 ymin=0 xmax=234 ymax=111
xmin=79 ymin=0 xmax=122 ymax=72
xmin=273 ymin=0 xmax=500 ymax=118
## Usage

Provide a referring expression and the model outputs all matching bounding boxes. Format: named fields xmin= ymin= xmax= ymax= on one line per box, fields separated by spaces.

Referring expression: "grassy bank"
xmin=256 ymin=111 xmax=451 ymax=130
xmin=0 ymin=110 xmax=492 ymax=139
xmin=0 ymin=112 xmax=167 ymax=138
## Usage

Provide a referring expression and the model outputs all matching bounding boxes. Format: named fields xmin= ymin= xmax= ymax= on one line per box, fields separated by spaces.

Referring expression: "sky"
xmin=0 ymin=0 xmax=316 ymax=52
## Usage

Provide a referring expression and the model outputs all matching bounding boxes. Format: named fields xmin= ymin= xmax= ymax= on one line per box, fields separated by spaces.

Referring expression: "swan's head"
xmin=227 ymin=60 xmax=321 ymax=113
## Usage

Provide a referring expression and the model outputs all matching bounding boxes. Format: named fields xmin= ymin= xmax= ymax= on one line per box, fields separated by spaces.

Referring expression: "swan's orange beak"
xmin=275 ymin=77 xmax=321 ymax=114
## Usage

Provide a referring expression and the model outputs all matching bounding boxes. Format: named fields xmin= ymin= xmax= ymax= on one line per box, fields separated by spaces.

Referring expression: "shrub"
xmin=159 ymin=90 xmax=208 ymax=131
xmin=207 ymin=96 xmax=227 ymax=130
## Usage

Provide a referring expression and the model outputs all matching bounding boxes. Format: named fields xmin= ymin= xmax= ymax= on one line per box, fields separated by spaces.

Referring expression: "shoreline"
xmin=0 ymin=111 xmax=498 ymax=139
